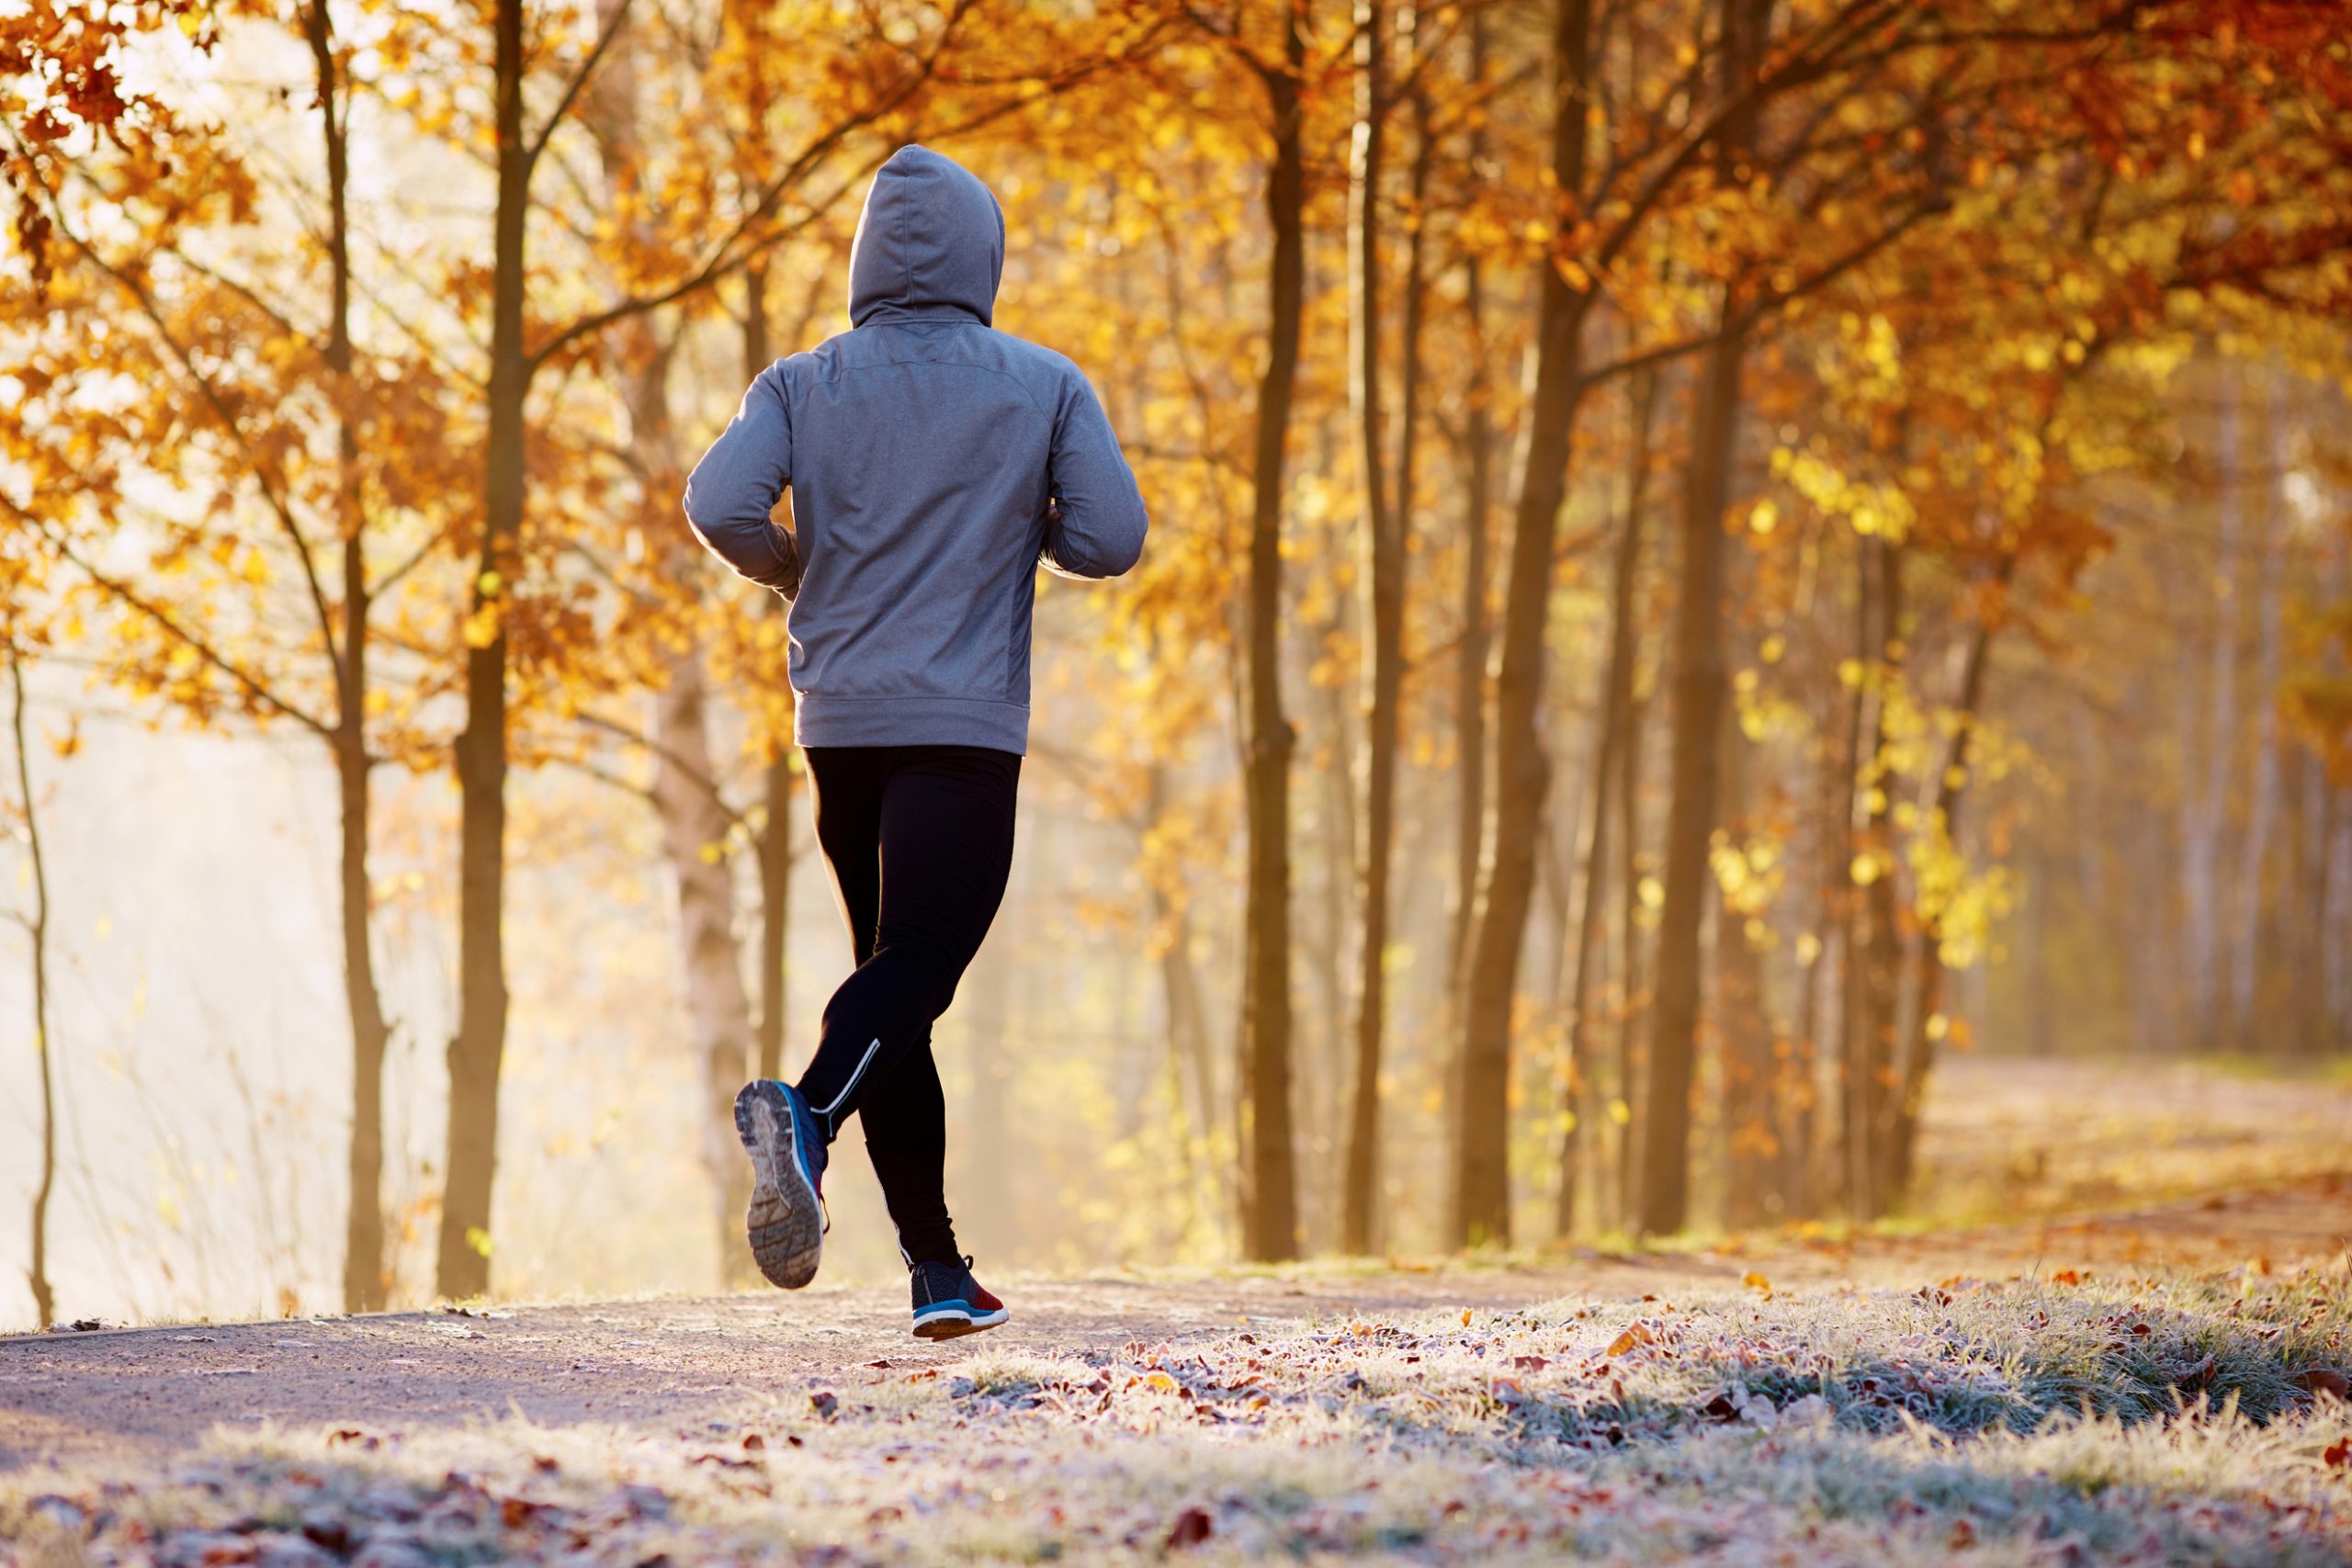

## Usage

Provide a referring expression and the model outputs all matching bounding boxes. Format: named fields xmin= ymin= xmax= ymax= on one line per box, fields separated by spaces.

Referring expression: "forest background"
xmin=4 ymin=0 xmax=2350 ymax=1329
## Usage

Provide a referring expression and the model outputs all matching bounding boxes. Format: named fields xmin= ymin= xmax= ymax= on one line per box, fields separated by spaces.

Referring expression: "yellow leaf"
xmin=1742 ymin=1271 xmax=1772 ymax=1300
xmin=1605 ymin=1323 xmax=1653 ymax=1358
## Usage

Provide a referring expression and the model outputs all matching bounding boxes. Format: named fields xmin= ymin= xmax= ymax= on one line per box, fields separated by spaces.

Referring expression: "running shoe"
xmin=734 ymin=1079 xmax=829 ymax=1290
xmin=910 ymin=1256 xmax=1009 ymax=1339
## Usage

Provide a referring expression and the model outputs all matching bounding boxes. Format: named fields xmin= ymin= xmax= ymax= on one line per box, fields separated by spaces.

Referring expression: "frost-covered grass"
xmin=7 ymin=1265 xmax=2349 ymax=1565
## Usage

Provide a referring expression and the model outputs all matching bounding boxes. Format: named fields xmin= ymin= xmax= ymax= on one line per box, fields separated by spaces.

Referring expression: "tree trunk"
xmin=1636 ymin=319 xmax=1746 ymax=1237
xmin=1237 ymin=16 xmax=1306 ymax=1263
xmin=1155 ymin=886 xmax=1216 ymax=1239
xmin=1783 ymin=743 xmax=1835 ymax=1222
xmin=1846 ymin=537 xmax=1905 ymax=1221
xmin=2322 ymin=784 xmax=2347 ymax=1053
xmin=2233 ymin=367 xmax=2285 ymax=1048
xmin=1615 ymin=683 xmax=1646 ymax=1227
xmin=1883 ymin=571 xmax=2002 ymax=1201
xmin=1826 ymin=542 xmax=1871 ymax=1215
xmin=1555 ymin=369 xmax=1656 ymax=1241
xmin=2181 ymin=365 xmax=2241 ymax=1050
xmin=1449 ymin=15 xmax=1495 ymax=987
xmin=440 ymin=0 xmax=528 ymax=1298
xmin=757 ymin=723 xmax=794 ymax=1083
xmin=651 ymin=646 xmax=760 ymax=1281
xmin=2294 ymin=752 xmax=2332 ymax=1055
xmin=304 ymin=0 xmax=394 ymax=1315
xmin=960 ymin=947 xmax=1016 ymax=1258
xmin=1449 ymin=0 xmax=1595 ymax=1251
xmin=744 ymin=265 xmax=797 ymax=1086
xmin=1715 ymin=715 xmax=1773 ymax=1228
xmin=10 ymin=656 xmax=56 ymax=1329
xmin=1310 ymin=663 xmax=1353 ymax=1242
xmin=334 ymin=671 xmax=390 ymax=1314
xmin=1341 ymin=0 xmax=1399 ymax=1257
xmin=1634 ymin=0 xmax=1770 ymax=1240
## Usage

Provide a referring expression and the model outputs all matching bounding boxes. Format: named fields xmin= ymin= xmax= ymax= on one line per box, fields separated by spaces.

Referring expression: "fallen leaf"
xmin=1741 ymin=1271 xmax=1772 ymax=1300
xmin=1165 ymin=1506 xmax=1214 ymax=1549
xmin=298 ymin=1509 xmax=350 ymax=1552
xmin=1605 ymin=1323 xmax=1654 ymax=1358
xmin=2300 ymin=1368 xmax=2350 ymax=1402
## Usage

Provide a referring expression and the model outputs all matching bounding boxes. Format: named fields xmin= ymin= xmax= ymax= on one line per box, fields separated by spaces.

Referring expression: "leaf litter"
xmin=5 ymin=1264 xmax=2348 ymax=1565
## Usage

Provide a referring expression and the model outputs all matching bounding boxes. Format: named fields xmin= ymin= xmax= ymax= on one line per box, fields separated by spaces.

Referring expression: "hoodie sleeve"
xmin=1040 ymin=369 xmax=1148 ymax=581
xmin=683 ymin=362 xmax=801 ymax=599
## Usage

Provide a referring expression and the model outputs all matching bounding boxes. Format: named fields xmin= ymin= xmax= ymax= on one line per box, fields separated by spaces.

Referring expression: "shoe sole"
xmin=735 ymin=1080 xmax=823 ymax=1290
xmin=912 ymin=1307 xmax=1010 ymax=1341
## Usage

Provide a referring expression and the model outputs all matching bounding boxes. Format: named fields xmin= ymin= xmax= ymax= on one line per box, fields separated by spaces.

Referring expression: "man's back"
xmin=684 ymin=144 xmax=1148 ymax=755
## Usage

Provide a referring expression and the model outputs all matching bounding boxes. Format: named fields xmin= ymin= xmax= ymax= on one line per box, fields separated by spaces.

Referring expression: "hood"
xmin=847 ymin=145 xmax=1005 ymax=328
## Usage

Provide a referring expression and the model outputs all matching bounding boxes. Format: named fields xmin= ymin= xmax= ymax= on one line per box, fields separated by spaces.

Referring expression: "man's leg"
xmin=735 ymin=746 xmax=890 ymax=1291
xmin=857 ymin=1042 xmax=959 ymax=1266
xmin=806 ymin=747 xmax=888 ymax=967
xmin=796 ymin=745 xmax=1019 ymax=1147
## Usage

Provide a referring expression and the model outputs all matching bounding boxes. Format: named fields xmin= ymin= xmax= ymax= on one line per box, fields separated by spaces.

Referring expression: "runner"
xmin=683 ymin=144 xmax=1148 ymax=1339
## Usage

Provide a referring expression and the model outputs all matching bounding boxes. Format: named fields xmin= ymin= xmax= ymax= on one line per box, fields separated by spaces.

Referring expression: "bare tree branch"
xmin=524 ymin=0 xmax=641 ymax=181
xmin=9 ymin=504 xmax=335 ymax=739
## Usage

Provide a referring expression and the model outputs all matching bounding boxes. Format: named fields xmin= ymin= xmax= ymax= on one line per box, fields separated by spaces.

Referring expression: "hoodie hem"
xmin=795 ymin=694 xmax=1030 ymax=755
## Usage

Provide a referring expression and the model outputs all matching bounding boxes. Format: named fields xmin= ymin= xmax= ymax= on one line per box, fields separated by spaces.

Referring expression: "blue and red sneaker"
xmin=734 ymin=1079 xmax=829 ymax=1290
xmin=910 ymin=1256 xmax=1009 ymax=1340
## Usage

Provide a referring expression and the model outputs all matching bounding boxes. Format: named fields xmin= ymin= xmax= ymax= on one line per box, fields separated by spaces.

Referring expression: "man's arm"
xmin=684 ymin=361 xmax=801 ymax=598
xmin=1040 ymin=370 xmax=1148 ymax=580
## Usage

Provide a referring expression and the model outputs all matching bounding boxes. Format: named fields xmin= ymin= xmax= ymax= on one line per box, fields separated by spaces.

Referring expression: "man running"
xmin=683 ymin=145 xmax=1148 ymax=1339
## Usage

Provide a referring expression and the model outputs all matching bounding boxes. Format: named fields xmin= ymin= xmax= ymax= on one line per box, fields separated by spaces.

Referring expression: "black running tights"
xmin=797 ymin=744 xmax=1019 ymax=1269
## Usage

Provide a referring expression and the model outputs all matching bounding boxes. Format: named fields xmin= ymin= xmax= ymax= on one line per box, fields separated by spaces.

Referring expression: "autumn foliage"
xmin=4 ymin=0 xmax=2350 ymax=1318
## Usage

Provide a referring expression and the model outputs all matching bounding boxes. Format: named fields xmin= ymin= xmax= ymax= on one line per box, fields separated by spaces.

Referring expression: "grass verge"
xmin=6 ymin=1262 xmax=2348 ymax=1565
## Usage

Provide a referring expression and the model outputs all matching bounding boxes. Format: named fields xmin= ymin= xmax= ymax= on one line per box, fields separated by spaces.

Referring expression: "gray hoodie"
xmin=683 ymin=144 xmax=1148 ymax=756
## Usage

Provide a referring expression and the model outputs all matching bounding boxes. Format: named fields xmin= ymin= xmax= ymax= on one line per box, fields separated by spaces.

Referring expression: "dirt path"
xmin=6 ymin=1173 xmax=2346 ymax=1478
